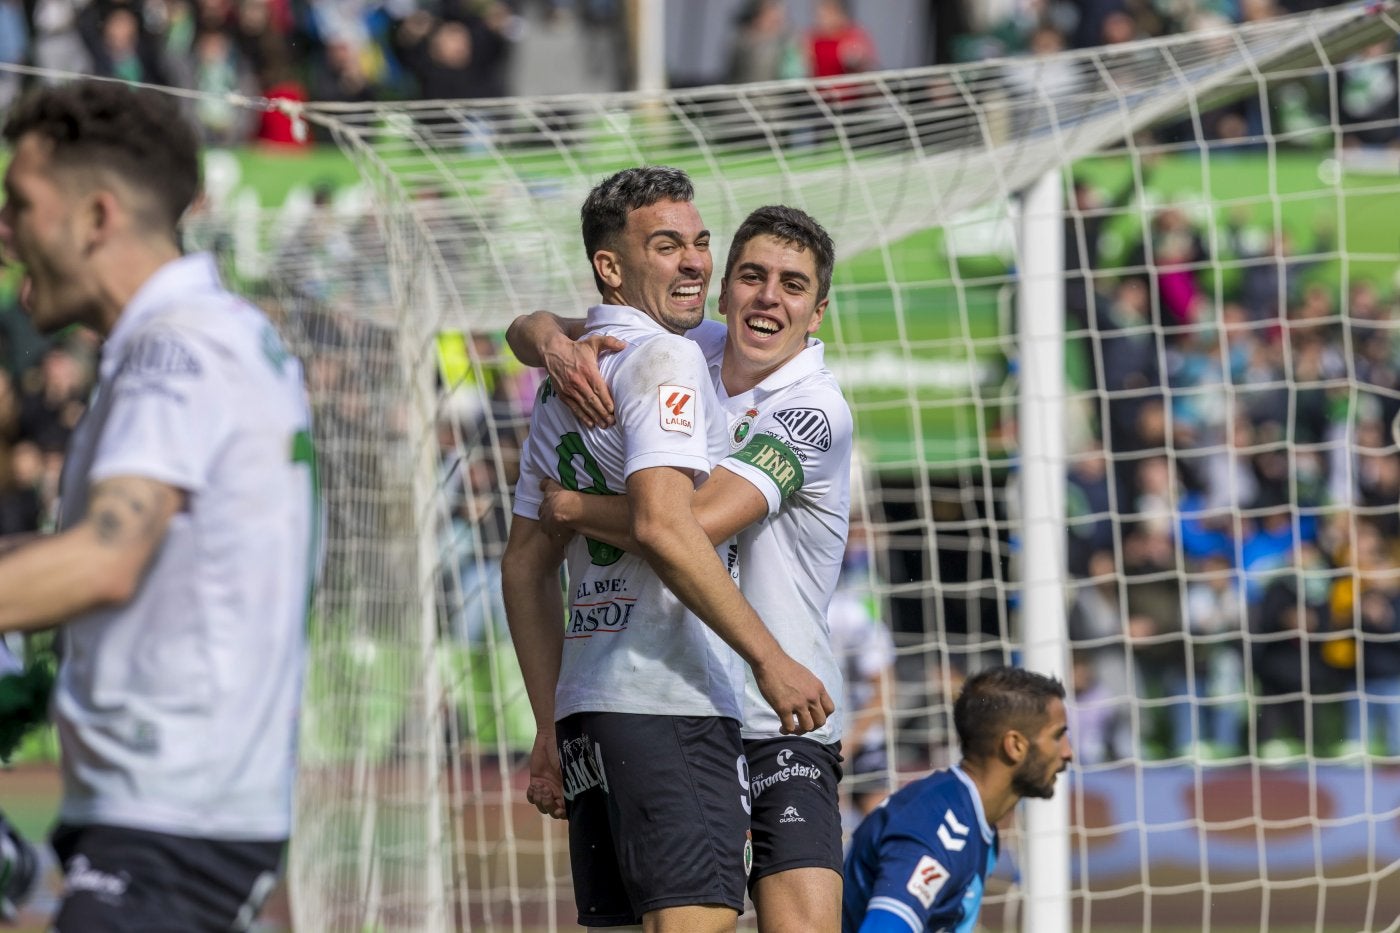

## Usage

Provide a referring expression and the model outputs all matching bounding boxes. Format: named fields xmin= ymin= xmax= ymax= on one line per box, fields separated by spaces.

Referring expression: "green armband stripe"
xmin=729 ymin=434 xmax=804 ymax=499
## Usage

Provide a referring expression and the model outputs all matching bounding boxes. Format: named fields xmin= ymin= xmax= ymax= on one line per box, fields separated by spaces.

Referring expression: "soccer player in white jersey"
xmin=502 ymin=168 xmax=832 ymax=932
xmin=511 ymin=205 xmax=853 ymax=933
xmin=0 ymin=80 xmax=316 ymax=932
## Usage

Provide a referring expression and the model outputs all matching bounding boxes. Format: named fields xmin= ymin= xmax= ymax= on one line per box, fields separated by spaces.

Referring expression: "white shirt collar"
xmin=101 ymin=253 xmax=222 ymax=379
xmin=951 ymin=765 xmax=996 ymax=843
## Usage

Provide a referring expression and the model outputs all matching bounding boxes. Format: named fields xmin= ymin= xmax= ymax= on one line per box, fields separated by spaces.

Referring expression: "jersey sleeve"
xmin=88 ymin=326 xmax=231 ymax=492
xmin=613 ymin=335 xmax=716 ymax=481
xmin=511 ymin=379 xmax=556 ymax=520
xmin=859 ymin=829 xmax=976 ymax=932
xmin=718 ymin=383 xmax=853 ymax=515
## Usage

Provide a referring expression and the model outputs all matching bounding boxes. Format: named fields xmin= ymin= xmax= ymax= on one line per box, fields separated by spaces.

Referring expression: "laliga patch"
xmin=773 ymin=408 xmax=832 ymax=451
xmin=658 ymin=384 xmax=696 ymax=435
xmin=906 ymin=854 xmax=949 ymax=909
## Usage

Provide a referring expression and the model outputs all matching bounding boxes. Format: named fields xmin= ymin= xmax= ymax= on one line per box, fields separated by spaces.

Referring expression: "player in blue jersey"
xmin=842 ymin=667 xmax=1071 ymax=933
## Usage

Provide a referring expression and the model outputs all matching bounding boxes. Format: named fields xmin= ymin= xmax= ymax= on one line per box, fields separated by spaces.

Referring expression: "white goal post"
xmin=3 ymin=2 xmax=1400 ymax=930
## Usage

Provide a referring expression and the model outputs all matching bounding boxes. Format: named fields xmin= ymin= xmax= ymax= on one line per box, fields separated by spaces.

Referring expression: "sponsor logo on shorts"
xmin=779 ymin=806 xmax=806 ymax=824
xmin=749 ymin=748 xmax=823 ymax=800
xmin=658 ymin=385 xmax=696 ymax=435
xmin=744 ymin=830 xmax=753 ymax=876
xmin=63 ymin=855 xmax=130 ymax=901
xmin=560 ymin=734 xmax=610 ymax=800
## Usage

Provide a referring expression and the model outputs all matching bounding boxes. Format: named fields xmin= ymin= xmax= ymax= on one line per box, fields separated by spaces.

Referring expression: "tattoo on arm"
xmin=87 ymin=479 xmax=171 ymax=547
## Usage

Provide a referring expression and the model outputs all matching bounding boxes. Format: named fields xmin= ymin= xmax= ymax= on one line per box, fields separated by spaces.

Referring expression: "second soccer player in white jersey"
xmin=511 ymin=205 xmax=853 ymax=933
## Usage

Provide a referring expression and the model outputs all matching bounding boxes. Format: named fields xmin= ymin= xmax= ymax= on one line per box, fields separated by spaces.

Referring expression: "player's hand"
xmin=538 ymin=478 xmax=579 ymax=544
xmin=752 ymin=654 xmax=835 ymax=736
xmin=526 ymin=731 xmax=567 ymax=820
xmin=545 ymin=334 xmax=625 ymax=429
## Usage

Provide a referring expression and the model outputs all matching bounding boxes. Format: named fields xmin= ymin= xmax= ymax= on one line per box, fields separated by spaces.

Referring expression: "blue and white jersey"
xmin=842 ymin=766 xmax=998 ymax=933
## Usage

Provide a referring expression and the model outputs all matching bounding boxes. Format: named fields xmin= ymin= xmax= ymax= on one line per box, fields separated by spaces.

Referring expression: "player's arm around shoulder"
xmin=0 ymin=476 xmax=184 ymax=632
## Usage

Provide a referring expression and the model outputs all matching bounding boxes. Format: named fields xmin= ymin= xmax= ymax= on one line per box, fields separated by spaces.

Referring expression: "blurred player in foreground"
xmin=0 ymin=79 xmax=316 ymax=931
xmin=842 ymin=667 xmax=1071 ymax=932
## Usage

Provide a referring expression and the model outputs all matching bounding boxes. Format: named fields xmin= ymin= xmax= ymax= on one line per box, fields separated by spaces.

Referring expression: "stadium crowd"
xmin=0 ymin=1 xmax=1390 ymax=149
xmin=0 ymin=0 xmax=1395 ymax=773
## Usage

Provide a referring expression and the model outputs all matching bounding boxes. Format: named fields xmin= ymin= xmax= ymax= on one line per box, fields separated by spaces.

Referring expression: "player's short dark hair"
xmin=580 ymin=166 xmax=695 ymax=295
xmin=724 ymin=204 xmax=835 ymax=303
xmin=2 ymin=80 xmax=200 ymax=237
xmin=953 ymin=666 xmax=1065 ymax=760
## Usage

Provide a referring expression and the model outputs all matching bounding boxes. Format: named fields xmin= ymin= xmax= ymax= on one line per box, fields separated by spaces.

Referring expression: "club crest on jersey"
xmin=731 ymin=408 xmax=759 ymax=449
xmin=658 ymin=384 xmax=696 ymax=435
xmin=773 ymin=408 xmax=832 ymax=451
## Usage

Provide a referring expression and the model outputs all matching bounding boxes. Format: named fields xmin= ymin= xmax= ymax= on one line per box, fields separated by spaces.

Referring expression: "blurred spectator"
xmin=724 ymin=0 xmax=804 ymax=85
xmin=0 ymin=0 xmax=25 ymax=110
xmin=805 ymin=0 xmax=877 ymax=110
xmin=311 ymin=33 xmax=379 ymax=105
xmin=1184 ymin=554 xmax=1247 ymax=756
xmin=1329 ymin=518 xmax=1400 ymax=756
xmin=255 ymin=62 xmax=312 ymax=147
xmin=189 ymin=29 xmax=259 ymax=146
xmin=1251 ymin=544 xmax=1344 ymax=757
xmin=827 ymin=521 xmax=897 ymax=820
xmin=1065 ymin=651 xmax=1127 ymax=766
xmin=1067 ymin=549 xmax=1135 ymax=762
xmin=87 ymin=5 xmax=170 ymax=86
xmin=1123 ymin=523 xmax=1190 ymax=758
xmin=395 ymin=6 xmax=513 ymax=101
xmin=30 ymin=0 xmax=94 ymax=77
xmin=1340 ymin=40 xmax=1400 ymax=149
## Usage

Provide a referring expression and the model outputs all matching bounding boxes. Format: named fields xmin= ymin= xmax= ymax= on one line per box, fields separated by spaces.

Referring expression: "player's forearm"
xmin=0 ymin=527 xmax=138 ymax=632
xmin=501 ymin=522 xmax=566 ymax=728
xmin=0 ymin=533 xmax=40 ymax=559
xmin=631 ymin=509 xmax=783 ymax=670
xmin=561 ymin=494 xmax=635 ymax=551
xmin=505 ymin=311 xmax=586 ymax=367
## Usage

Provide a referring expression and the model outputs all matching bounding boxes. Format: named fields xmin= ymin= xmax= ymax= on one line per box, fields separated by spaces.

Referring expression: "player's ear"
xmin=807 ymin=297 xmax=829 ymax=334
xmin=593 ymin=248 xmax=623 ymax=291
xmin=717 ymin=279 xmax=731 ymax=316
xmin=1002 ymin=728 xmax=1028 ymax=765
xmin=82 ymin=188 xmax=120 ymax=253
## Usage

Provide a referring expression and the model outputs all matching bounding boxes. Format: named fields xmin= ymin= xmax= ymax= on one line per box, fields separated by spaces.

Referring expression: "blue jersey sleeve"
xmin=859 ymin=831 xmax=977 ymax=932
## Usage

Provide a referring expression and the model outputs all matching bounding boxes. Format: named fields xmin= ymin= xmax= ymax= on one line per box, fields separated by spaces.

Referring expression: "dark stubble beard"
xmin=1010 ymin=744 xmax=1059 ymax=800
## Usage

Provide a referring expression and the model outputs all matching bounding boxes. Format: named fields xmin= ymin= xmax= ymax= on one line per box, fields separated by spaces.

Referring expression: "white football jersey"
xmin=513 ymin=305 xmax=743 ymax=721
xmin=53 ymin=254 xmax=315 ymax=841
xmin=690 ymin=320 xmax=852 ymax=744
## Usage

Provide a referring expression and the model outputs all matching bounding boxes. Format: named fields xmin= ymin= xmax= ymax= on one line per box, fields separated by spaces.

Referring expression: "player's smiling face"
xmin=610 ymin=198 xmax=712 ymax=334
xmin=0 ymin=134 xmax=95 ymax=335
xmin=1011 ymin=697 xmax=1072 ymax=800
xmin=718 ymin=233 xmax=828 ymax=383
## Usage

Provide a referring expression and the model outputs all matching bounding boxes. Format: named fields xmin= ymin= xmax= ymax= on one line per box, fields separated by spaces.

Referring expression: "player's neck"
xmin=958 ymin=758 xmax=1019 ymax=825
xmin=91 ymin=240 xmax=183 ymax=337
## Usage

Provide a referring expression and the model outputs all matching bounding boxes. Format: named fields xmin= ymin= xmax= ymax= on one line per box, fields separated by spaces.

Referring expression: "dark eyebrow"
xmin=646 ymin=228 xmax=710 ymax=244
xmin=737 ymin=260 xmax=811 ymax=285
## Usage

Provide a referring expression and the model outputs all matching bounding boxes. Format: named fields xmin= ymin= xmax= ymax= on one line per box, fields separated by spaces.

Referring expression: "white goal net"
xmin=6 ymin=1 xmax=1400 ymax=930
